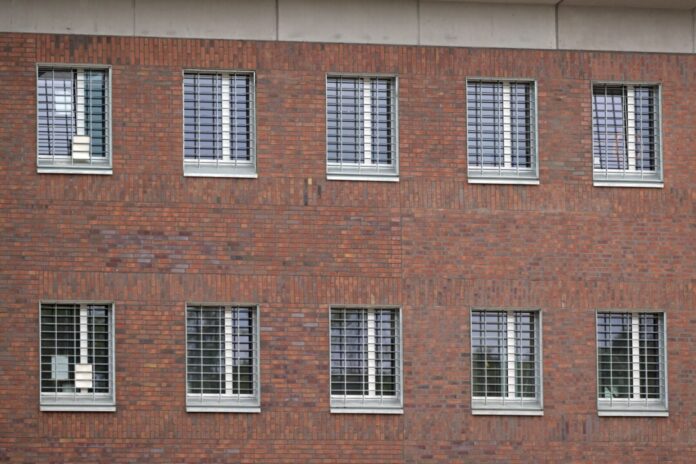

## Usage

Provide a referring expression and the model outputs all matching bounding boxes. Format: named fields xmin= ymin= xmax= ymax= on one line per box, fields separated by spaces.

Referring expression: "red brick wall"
xmin=0 ymin=33 xmax=695 ymax=463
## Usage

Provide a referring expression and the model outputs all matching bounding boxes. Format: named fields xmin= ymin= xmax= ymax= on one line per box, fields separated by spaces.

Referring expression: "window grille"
xmin=467 ymin=80 xmax=538 ymax=184
xmin=40 ymin=302 xmax=115 ymax=411
xmin=37 ymin=67 xmax=111 ymax=173
xmin=596 ymin=312 xmax=667 ymax=415
xmin=471 ymin=310 xmax=542 ymax=414
xmin=326 ymin=76 xmax=398 ymax=180
xmin=185 ymin=305 xmax=260 ymax=412
xmin=592 ymin=84 xmax=662 ymax=186
xmin=183 ymin=71 xmax=256 ymax=177
xmin=330 ymin=307 xmax=402 ymax=413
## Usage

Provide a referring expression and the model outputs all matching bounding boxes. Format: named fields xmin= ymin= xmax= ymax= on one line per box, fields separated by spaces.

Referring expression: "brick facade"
xmin=0 ymin=32 xmax=695 ymax=462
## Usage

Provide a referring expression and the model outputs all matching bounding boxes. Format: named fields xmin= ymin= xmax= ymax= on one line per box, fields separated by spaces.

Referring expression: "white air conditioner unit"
xmin=74 ymin=363 xmax=93 ymax=389
xmin=71 ymin=135 xmax=91 ymax=161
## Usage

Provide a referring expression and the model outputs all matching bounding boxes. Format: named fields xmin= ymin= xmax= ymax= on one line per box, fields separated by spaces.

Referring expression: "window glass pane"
xmin=85 ymin=70 xmax=108 ymax=158
xmin=471 ymin=311 xmax=507 ymax=398
xmin=184 ymin=74 xmax=223 ymax=160
xmin=596 ymin=311 xmax=665 ymax=404
xmin=186 ymin=305 xmax=256 ymax=398
xmin=467 ymin=81 xmax=534 ymax=172
xmin=592 ymin=86 xmax=627 ymax=170
xmin=634 ymin=86 xmax=657 ymax=171
xmin=327 ymin=77 xmax=364 ymax=165
xmin=640 ymin=314 xmax=662 ymax=399
xmin=184 ymin=73 xmax=253 ymax=165
xmin=592 ymin=84 xmax=658 ymax=177
xmin=597 ymin=313 xmax=632 ymax=399
xmin=327 ymin=77 xmax=395 ymax=170
xmin=331 ymin=307 xmax=400 ymax=402
xmin=37 ymin=68 xmax=109 ymax=163
xmin=38 ymin=70 xmax=75 ymax=158
xmin=509 ymin=83 xmax=532 ymax=168
xmin=40 ymin=303 xmax=112 ymax=398
xmin=514 ymin=312 xmax=536 ymax=398
xmin=471 ymin=310 xmax=539 ymax=403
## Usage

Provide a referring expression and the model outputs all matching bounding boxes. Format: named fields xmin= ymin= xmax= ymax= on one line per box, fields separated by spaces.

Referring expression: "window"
xmin=37 ymin=66 xmax=111 ymax=174
xmin=183 ymin=71 xmax=256 ymax=177
xmin=471 ymin=310 xmax=542 ymax=414
xmin=185 ymin=304 xmax=260 ymax=412
xmin=592 ymin=84 xmax=662 ymax=187
xmin=40 ymin=302 xmax=115 ymax=411
xmin=596 ymin=312 xmax=667 ymax=416
xmin=330 ymin=307 xmax=402 ymax=413
xmin=467 ymin=80 xmax=538 ymax=184
xmin=326 ymin=76 xmax=398 ymax=181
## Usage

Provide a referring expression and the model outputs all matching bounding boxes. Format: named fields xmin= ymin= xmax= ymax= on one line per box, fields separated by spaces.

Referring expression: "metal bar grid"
xmin=467 ymin=79 xmax=536 ymax=179
xmin=596 ymin=312 xmax=665 ymax=408
xmin=326 ymin=76 xmax=397 ymax=177
xmin=183 ymin=71 xmax=255 ymax=174
xmin=185 ymin=305 xmax=258 ymax=407
xmin=471 ymin=310 xmax=540 ymax=406
xmin=37 ymin=67 xmax=110 ymax=167
xmin=40 ymin=303 xmax=113 ymax=405
xmin=330 ymin=307 xmax=400 ymax=408
xmin=592 ymin=84 xmax=660 ymax=182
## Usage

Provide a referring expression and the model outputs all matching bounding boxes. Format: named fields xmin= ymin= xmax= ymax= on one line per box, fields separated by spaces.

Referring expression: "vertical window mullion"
xmin=367 ymin=308 xmax=376 ymax=398
xmin=506 ymin=311 xmax=516 ymax=401
xmin=75 ymin=70 xmax=85 ymax=159
xmin=50 ymin=70 xmax=56 ymax=163
xmin=78 ymin=304 xmax=88 ymax=394
xmin=225 ymin=308 xmax=233 ymax=399
xmin=631 ymin=313 xmax=641 ymax=402
xmin=221 ymin=75 xmax=231 ymax=163
xmin=626 ymin=86 xmax=636 ymax=173
xmin=502 ymin=82 xmax=512 ymax=171
xmin=234 ymin=308 xmax=240 ymax=402
xmin=338 ymin=78 xmax=344 ymax=170
xmin=476 ymin=82 xmax=482 ymax=172
xmin=54 ymin=305 xmax=58 ymax=399
xmin=363 ymin=78 xmax=372 ymax=168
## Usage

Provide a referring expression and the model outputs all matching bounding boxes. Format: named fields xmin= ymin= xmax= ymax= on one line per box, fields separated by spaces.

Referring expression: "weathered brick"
xmin=0 ymin=32 xmax=694 ymax=462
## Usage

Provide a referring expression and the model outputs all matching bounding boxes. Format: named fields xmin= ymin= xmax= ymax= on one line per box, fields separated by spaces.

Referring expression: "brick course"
xmin=0 ymin=32 xmax=695 ymax=462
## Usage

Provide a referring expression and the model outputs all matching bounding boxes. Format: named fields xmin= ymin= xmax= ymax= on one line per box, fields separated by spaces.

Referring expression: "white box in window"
xmin=51 ymin=355 xmax=69 ymax=380
xmin=74 ymin=363 xmax=93 ymax=389
xmin=71 ymin=135 xmax=91 ymax=160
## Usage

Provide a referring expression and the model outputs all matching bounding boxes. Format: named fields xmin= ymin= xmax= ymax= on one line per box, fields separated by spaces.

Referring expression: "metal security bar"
xmin=330 ymin=307 xmax=402 ymax=411
xmin=183 ymin=72 xmax=256 ymax=177
xmin=326 ymin=76 xmax=398 ymax=179
xmin=186 ymin=305 xmax=260 ymax=411
xmin=592 ymin=84 xmax=661 ymax=185
xmin=467 ymin=80 xmax=537 ymax=182
xmin=596 ymin=312 xmax=666 ymax=414
xmin=471 ymin=310 xmax=542 ymax=413
xmin=40 ymin=302 xmax=114 ymax=410
xmin=37 ymin=67 xmax=110 ymax=171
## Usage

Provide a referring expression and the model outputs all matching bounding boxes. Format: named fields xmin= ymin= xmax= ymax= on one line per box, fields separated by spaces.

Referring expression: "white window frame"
xmin=39 ymin=301 xmax=116 ymax=412
xmin=466 ymin=78 xmax=539 ymax=185
xmin=182 ymin=70 xmax=257 ymax=178
xmin=591 ymin=82 xmax=663 ymax=188
xmin=325 ymin=74 xmax=399 ymax=182
xmin=329 ymin=305 xmax=403 ymax=414
xmin=185 ymin=303 xmax=261 ymax=413
xmin=470 ymin=308 xmax=543 ymax=415
xmin=36 ymin=64 xmax=113 ymax=175
xmin=595 ymin=310 xmax=668 ymax=417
